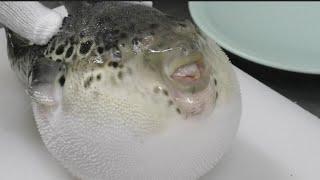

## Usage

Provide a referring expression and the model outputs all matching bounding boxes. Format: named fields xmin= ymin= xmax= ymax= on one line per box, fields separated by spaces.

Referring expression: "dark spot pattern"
xmin=56 ymin=45 xmax=64 ymax=55
xmin=84 ymin=76 xmax=93 ymax=88
xmin=168 ymin=100 xmax=173 ymax=106
xmin=117 ymin=71 xmax=123 ymax=80
xmin=49 ymin=40 xmax=56 ymax=53
xmin=163 ymin=89 xmax=169 ymax=96
xmin=56 ymin=59 xmax=62 ymax=63
xmin=178 ymin=23 xmax=187 ymax=27
xmin=97 ymin=74 xmax=101 ymax=80
xmin=61 ymin=17 xmax=68 ymax=27
xmin=176 ymin=108 xmax=181 ymax=114
xmin=214 ymin=78 xmax=217 ymax=86
xmin=59 ymin=75 xmax=65 ymax=87
xmin=132 ymin=37 xmax=140 ymax=46
xmin=108 ymin=61 xmax=119 ymax=68
xmin=80 ymin=41 xmax=93 ymax=54
xmin=97 ymin=47 xmax=104 ymax=54
xmin=65 ymin=46 xmax=74 ymax=58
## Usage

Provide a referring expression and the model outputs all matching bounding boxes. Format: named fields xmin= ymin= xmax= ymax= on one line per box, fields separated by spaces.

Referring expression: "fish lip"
xmin=170 ymin=59 xmax=205 ymax=85
xmin=165 ymin=51 xmax=210 ymax=94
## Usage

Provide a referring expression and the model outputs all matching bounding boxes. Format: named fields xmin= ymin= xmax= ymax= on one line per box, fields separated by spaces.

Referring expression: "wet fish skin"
xmin=5 ymin=2 xmax=241 ymax=180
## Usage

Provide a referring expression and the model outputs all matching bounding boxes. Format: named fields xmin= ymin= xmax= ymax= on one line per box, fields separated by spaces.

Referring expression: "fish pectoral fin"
xmin=27 ymin=58 xmax=64 ymax=106
xmin=27 ymin=83 xmax=58 ymax=106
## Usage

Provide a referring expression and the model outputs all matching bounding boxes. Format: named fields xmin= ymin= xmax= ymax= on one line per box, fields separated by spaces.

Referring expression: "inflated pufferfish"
xmin=5 ymin=1 xmax=241 ymax=180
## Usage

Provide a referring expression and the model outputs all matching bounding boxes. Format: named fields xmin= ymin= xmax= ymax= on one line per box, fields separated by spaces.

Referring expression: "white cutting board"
xmin=0 ymin=28 xmax=319 ymax=180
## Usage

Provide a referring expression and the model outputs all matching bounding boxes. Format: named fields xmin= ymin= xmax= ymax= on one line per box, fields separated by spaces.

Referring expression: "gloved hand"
xmin=0 ymin=1 xmax=152 ymax=46
xmin=0 ymin=2 xmax=68 ymax=45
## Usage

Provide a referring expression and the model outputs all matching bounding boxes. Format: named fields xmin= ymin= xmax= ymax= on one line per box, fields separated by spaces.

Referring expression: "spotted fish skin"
xmin=5 ymin=2 xmax=241 ymax=180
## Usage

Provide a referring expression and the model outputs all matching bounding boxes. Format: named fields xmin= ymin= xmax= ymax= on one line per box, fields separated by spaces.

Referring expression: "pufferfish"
xmin=5 ymin=1 xmax=241 ymax=180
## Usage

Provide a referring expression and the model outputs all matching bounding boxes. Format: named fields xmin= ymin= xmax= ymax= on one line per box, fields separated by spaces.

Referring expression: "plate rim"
xmin=188 ymin=2 xmax=320 ymax=75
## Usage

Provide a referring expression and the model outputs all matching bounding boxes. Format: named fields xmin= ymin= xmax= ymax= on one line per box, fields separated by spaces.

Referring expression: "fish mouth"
xmin=163 ymin=51 xmax=216 ymax=117
xmin=170 ymin=56 xmax=205 ymax=85
xmin=164 ymin=51 xmax=210 ymax=93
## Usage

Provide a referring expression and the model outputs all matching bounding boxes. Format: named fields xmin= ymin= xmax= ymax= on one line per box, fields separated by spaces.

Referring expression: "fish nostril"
xmin=59 ymin=75 xmax=65 ymax=87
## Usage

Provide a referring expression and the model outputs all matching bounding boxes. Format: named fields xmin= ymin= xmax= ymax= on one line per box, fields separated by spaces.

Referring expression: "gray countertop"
xmin=154 ymin=1 xmax=320 ymax=118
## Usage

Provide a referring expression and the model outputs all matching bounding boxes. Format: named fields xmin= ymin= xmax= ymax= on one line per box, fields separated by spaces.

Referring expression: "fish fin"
xmin=27 ymin=57 xmax=64 ymax=105
xmin=26 ymin=83 xmax=57 ymax=106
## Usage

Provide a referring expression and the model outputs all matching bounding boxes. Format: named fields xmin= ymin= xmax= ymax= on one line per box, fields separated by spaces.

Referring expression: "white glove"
xmin=0 ymin=1 xmax=152 ymax=46
xmin=0 ymin=2 xmax=68 ymax=45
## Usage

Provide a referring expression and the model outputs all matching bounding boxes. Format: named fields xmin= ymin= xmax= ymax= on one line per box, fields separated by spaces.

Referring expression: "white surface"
xmin=0 ymin=28 xmax=319 ymax=180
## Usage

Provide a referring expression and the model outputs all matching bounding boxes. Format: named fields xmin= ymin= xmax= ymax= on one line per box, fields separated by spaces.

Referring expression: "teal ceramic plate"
xmin=189 ymin=2 xmax=320 ymax=74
